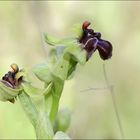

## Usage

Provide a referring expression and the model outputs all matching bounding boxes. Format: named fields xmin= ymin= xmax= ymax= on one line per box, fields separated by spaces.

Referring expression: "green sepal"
xmin=44 ymin=32 xmax=75 ymax=46
xmin=44 ymin=32 xmax=62 ymax=46
xmin=50 ymin=41 xmax=86 ymax=81
xmin=33 ymin=63 xmax=53 ymax=84
xmin=51 ymin=55 xmax=69 ymax=81
xmin=72 ymin=23 xmax=83 ymax=39
xmin=22 ymin=82 xmax=53 ymax=97
xmin=0 ymin=81 xmax=22 ymax=102
xmin=63 ymin=41 xmax=87 ymax=65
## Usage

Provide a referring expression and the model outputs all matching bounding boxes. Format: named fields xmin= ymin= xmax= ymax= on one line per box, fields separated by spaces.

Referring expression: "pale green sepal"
xmin=33 ymin=63 xmax=53 ymax=83
xmin=64 ymin=42 xmax=87 ymax=65
xmin=22 ymin=82 xmax=53 ymax=97
xmin=71 ymin=23 xmax=83 ymax=39
xmin=51 ymin=56 xmax=69 ymax=81
xmin=0 ymin=81 xmax=22 ymax=101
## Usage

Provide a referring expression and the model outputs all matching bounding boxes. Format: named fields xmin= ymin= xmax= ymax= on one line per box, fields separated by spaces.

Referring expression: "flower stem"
xmin=18 ymin=91 xmax=54 ymax=139
xmin=49 ymin=80 xmax=64 ymax=124
xmin=103 ymin=64 xmax=124 ymax=139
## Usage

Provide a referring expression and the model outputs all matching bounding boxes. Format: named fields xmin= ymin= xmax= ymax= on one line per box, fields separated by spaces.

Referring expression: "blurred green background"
xmin=0 ymin=1 xmax=140 ymax=139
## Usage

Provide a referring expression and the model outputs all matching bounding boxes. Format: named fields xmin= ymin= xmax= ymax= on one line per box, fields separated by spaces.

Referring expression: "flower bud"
xmin=53 ymin=109 xmax=71 ymax=133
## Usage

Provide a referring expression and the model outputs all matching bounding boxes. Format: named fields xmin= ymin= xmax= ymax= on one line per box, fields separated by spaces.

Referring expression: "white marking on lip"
xmin=84 ymin=37 xmax=98 ymax=52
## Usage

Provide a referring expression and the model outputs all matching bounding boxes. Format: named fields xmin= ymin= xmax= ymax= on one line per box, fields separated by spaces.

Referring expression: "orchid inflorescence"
xmin=0 ymin=21 xmax=112 ymax=139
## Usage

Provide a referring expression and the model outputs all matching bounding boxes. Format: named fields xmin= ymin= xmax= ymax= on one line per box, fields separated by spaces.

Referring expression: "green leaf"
xmin=54 ymin=131 xmax=71 ymax=139
xmin=18 ymin=91 xmax=38 ymax=126
xmin=0 ymin=81 xmax=22 ymax=102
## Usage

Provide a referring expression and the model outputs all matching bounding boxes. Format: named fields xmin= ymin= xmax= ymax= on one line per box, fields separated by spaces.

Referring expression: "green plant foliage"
xmin=0 ymin=22 xmax=90 ymax=139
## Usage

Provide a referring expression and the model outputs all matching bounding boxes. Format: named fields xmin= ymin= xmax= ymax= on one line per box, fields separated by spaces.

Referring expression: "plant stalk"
xmin=18 ymin=91 xmax=54 ymax=139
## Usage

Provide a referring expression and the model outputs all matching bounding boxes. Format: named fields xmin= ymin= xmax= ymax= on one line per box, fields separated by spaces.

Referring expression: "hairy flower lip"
xmin=96 ymin=39 xmax=113 ymax=60
xmin=79 ymin=21 xmax=113 ymax=60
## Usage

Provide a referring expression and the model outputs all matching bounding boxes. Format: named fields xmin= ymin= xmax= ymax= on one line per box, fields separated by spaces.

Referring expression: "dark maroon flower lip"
xmin=79 ymin=21 xmax=113 ymax=60
xmin=1 ymin=64 xmax=23 ymax=89
xmin=0 ymin=64 xmax=23 ymax=103
xmin=96 ymin=39 xmax=112 ymax=60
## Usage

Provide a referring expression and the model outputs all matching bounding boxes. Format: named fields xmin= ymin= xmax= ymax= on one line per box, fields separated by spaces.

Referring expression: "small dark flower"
xmin=2 ymin=64 xmax=23 ymax=88
xmin=1 ymin=64 xmax=23 ymax=103
xmin=79 ymin=21 xmax=113 ymax=60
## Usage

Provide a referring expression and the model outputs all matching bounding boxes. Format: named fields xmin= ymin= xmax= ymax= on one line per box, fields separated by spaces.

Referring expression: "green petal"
xmin=51 ymin=55 xmax=69 ymax=81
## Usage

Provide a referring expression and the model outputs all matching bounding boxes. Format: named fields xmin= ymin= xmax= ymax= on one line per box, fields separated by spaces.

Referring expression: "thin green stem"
xmin=50 ymin=96 xmax=60 ymax=123
xmin=49 ymin=80 xmax=64 ymax=124
xmin=103 ymin=63 xmax=124 ymax=139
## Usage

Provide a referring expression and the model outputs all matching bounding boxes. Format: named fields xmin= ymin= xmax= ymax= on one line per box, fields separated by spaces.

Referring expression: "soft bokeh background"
xmin=0 ymin=1 xmax=140 ymax=139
